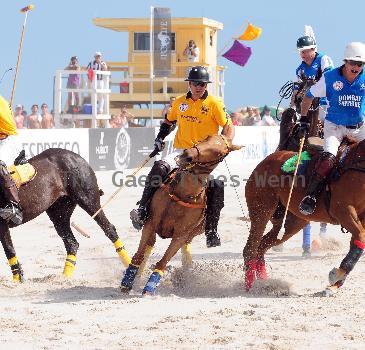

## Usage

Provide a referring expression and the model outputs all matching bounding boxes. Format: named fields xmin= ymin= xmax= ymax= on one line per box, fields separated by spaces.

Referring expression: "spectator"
xmin=13 ymin=104 xmax=25 ymax=129
xmin=118 ymin=106 xmax=136 ymax=128
xmin=252 ymin=108 xmax=263 ymax=126
xmin=109 ymin=114 xmax=120 ymax=128
xmin=87 ymin=52 xmax=108 ymax=114
xmin=243 ymin=106 xmax=256 ymax=126
xmin=65 ymin=56 xmax=80 ymax=109
xmin=183 ymin=40 xmax=200 ymax=63
xmin=40 ymin=103 xmax=54 ymax=129
xmin=161 ymin=96 xmax=176 ymax=119
xmin=261 ymin=105 xmax=277 ymax=126
xmin=230 ymin=112 xmax=242 ymax=126
xmin=27 ymin=104 xmax=41 ymax=129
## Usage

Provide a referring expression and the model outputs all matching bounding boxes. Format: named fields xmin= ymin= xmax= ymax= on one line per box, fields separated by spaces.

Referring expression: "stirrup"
xmin=0 ymin=202 xmax=23 ymax=225
xmin=299 ymin=195 xmax=317 ymax=216
xmin=130 ymin=207 xmax=148 ymax=230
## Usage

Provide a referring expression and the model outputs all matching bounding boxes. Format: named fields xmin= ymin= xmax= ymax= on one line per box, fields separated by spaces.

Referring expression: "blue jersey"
xmin=295 ymin=52 xmax=334 ymax=106
xmin=307 ymin=67 xmax=365 ymax=126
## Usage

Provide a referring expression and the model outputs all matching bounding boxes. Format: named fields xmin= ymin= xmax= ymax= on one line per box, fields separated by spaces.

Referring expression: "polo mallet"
xmin=71 ymin=148 xmax=159 ymax=237
xmin=10 ymin=5 xmax=35 ymax=108
xmin=277 ymin=136 xmax=305 ymax=240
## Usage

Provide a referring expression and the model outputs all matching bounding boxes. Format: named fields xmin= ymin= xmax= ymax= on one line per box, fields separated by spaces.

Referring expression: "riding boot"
xmin=299 ymin=152 xmax=336 ymax=215
xmin=0 ymin=161 xmax=23 ymax=225
xmin=130 ymin=160 xmax=170 ymax=230
xmin=205 ymin=179 xmax=224 ymax=248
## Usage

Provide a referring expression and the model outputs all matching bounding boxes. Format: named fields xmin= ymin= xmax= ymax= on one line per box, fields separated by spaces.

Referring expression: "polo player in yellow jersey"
xmin=130 ymin=66 xmax=235 ymax=247
xmin=0 ymin=95 xmax=23 ymax=224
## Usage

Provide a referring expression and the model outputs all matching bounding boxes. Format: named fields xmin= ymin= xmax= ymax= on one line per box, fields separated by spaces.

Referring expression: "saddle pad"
xmin=8 ymin=163 xmax=36 ymax=188
xmin=281 ymin=151 xmax=311 ymax=174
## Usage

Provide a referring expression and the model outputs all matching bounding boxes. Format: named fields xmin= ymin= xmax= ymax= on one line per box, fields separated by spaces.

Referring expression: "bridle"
xmin=177 ymin=135 xmax=231 ymax=170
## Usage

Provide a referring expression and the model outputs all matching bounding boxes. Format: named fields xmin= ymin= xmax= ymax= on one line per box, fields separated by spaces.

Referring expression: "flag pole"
xmin=150 ymin=6 xmax=154 ymax=123
xmin=217 ymin=21 xmax=247 ymax=56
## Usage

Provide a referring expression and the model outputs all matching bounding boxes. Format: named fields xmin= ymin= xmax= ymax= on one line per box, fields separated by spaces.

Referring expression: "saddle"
xmin=8 ymin=150 xmax=36 ymax=188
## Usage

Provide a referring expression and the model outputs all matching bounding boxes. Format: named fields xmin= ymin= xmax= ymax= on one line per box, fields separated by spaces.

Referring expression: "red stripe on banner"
xmin=354 ymin=240 xmax=365 ymax=250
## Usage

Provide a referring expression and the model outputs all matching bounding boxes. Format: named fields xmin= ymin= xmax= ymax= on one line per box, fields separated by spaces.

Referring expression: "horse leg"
xmin=76 ymin=192 xmax=131 ymax=267
xmin=136 ymin=233 xmax=156 ymax=278
xmin=242 ymin=188 xmax=278 ymax=290
xmin=120 ymin=221 xmax=155 ymax=292
xmin=0 ymin=226 xmax=24 ymax=282
xmin=255 ymin=212 xmax=308 ymax=282
xmin=143 ymin=235 xmax=187 ymax=295
xmin=326 ymin=206 xmax=365 ymax=292
xmin=181 ymin=242 xmax=193 ymax=268
xmin=46 ymin=197 xmax=79 ymax=278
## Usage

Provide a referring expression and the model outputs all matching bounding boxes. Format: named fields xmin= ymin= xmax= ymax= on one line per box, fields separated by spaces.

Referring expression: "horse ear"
xmin=230 ymin=144 xmax=244 ymax=151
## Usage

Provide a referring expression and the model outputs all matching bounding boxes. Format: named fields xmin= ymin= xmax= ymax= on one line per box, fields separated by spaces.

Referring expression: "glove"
xmin=153 ymin=137 xmax=165 ymax=153
xmin=296 ymin=116 xmax=310 ymax=138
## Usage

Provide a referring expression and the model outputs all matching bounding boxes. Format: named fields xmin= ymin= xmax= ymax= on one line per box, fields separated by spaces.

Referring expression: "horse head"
xmin=176 ymin=135 xmax=243 ymax=171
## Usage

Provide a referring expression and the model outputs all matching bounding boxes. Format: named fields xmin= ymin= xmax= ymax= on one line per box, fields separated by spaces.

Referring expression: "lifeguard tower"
xmin=54 ymin=16 xmax=225 ymax=127
xmin=95 ymin=17 xmax=225 ymax=121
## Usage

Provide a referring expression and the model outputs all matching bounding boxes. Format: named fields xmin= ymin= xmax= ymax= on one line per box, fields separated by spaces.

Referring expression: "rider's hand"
xmin=153 ymin=137 xmax=165 ymax=153
xmin=296 ymin=115 xmax=310 ymax=138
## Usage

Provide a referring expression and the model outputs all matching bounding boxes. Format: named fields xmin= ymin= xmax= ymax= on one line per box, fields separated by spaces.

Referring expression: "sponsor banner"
xmin=153 ymin=7 xmax=172 ymax=77
xmin=17 ymin=129 xmax=89 ymax=161
xmin=89 ymin=128 xmax=155 ymax=171
xmin=155 ymin=126 xmax=279 ymax=162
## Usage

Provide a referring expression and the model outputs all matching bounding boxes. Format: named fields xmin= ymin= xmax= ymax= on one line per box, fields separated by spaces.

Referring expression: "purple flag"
xmin=222 ymin=40 xmax=252 ymax=67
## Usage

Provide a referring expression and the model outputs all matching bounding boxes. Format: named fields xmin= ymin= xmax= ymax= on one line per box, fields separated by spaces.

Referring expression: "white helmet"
xmin=94 ymin=51 xmax=102 ymax=58
xmin=344 ymin=42 xmax=365 ymax=63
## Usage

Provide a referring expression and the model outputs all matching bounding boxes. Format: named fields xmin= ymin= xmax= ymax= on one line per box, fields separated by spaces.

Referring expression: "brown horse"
xmin=120 ymin=135 xmax=242 ymax=295
xmin=243 ymin=139 xmax=365 ymax=295
xmin=1 ymin=148 xmax=130 ymax=281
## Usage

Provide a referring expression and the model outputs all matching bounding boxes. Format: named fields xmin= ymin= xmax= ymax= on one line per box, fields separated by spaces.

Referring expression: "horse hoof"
xmin=328 ymin=268 xmax=347 ymax=286
xmin=120 ymin=285 xmax=132 ymax=294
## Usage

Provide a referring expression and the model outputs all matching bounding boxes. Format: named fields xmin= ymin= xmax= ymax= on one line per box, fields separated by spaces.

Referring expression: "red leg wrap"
xmin=244 ymin=259 xmax=257 ymax=291
xmin=256 ymin=258 xmax=268 ymax=280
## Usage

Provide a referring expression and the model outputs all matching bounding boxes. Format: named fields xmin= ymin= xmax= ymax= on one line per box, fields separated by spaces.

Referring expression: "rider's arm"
xmin=301 ymin=75 xmax=326 ymax=118
xmin=221 ymin=121 xmax=235 ymax=140
xmin=212 ymin=99 xmax=235 ymax=141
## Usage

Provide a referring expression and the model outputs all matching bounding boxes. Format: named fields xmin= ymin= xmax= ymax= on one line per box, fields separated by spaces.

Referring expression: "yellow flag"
xmin=238 ymin=23 xmax=262 ymax=41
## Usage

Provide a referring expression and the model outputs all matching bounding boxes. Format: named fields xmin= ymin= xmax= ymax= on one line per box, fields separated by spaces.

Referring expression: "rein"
xmin=179 ymin=135 xmax=231 ymax=170
xmin=160 ymin=171 xmax=206 ymax=209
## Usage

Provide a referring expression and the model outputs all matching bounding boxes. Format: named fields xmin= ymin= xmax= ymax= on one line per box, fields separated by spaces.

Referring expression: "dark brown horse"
xmin=2 ymin=148 xmax=130 ymax=281
xmin=243 ymin=138 xmax=365 ymax=295
xmin=120 ymin=135 xmax=242 ymax=295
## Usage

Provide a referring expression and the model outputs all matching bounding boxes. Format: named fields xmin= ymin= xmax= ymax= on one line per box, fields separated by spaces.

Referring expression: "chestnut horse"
xmin=120 ymin=135 xmax=242 ymax=295
xmin=243 ymin=139 xmax=365 ymax=295
xmin=2 ymin=148 xmax=130 ymax=281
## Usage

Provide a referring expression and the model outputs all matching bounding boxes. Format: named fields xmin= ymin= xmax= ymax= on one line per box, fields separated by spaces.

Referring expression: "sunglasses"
xmin=190 ymin=81 xmax=206 ymax=87
xmin=347 ymin=60 xmax=364 ymax=68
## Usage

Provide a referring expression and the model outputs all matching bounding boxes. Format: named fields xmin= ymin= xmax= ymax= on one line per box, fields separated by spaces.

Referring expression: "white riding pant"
xmin=0 ymin=135 xmax=22 ymax=166
xmin=324 ymin=120 xmax=365 ymax=156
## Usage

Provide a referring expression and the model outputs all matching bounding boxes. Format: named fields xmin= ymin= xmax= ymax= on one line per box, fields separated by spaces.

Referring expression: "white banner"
xmin=17 ymin=129 xmax=89 ymax=162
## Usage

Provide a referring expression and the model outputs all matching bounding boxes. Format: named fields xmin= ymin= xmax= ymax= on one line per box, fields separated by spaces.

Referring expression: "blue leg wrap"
xmin=120 ymin=264 xmax=139 ymax=291
xmin=142 ymin=271 xmax=162 ymax=295
xmin=302 ymin=223 xmax=311 ymax=250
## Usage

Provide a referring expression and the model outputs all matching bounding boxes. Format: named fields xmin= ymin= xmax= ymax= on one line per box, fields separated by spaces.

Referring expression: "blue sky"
xmin=2 ymin=0 xmax=364 ymax=113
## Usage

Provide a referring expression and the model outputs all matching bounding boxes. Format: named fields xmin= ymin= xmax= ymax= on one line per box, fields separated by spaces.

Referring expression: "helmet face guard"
xmin=185 ymin=66 xmax=212 ymax=83
xmin=297 ymin=36 xmax=316 ymax=52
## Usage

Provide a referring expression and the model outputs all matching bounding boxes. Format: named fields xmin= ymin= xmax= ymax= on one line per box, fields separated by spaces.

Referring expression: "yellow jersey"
xmin=0 ymin=96 xmax=17 ymax=135
xmin=167 ymin=91 xmax=231 ymax=149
